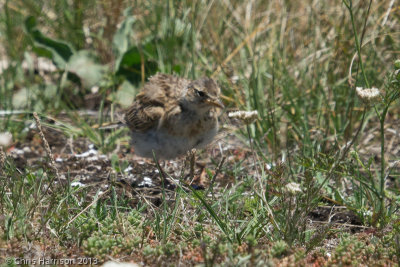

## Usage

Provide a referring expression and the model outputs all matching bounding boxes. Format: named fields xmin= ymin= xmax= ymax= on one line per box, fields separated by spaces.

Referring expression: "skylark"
xmin=124 ymin=73 xmax=224 ymax=160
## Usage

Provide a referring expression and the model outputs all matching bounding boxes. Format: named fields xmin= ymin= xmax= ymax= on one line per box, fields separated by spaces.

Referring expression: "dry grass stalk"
xmin=0 ymin=146 xmax=5 ymax=174
xmin=33 ymin=112 xmax=60 ymax=181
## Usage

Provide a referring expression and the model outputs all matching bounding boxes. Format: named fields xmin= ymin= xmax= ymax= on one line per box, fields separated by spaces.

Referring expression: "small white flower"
xmin=0 ymin=132 xmax=12 ymax=148
xmin=326 ymin=252 xmax=331 ymax=258
xmin=124 ymin=165 xmax=133 ymax=173
xmin=228 ymin=110 xmax=259 ymax=124
xmin=356 ymin=87 xmax=381 ymax=104
xmin=91 ymin=86 xmax=99 ymax=94
xmin=230 ymin=75 xmax=239 ymax=84
xmin=285 ymin=182 xmax=302 ymax=194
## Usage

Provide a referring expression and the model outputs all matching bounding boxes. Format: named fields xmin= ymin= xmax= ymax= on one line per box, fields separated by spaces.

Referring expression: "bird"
xmin=123 ymin=73 xmax=224 ymax=161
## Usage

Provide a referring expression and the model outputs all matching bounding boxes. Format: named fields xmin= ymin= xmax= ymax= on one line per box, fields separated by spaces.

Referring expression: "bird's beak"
xmin=205 ymin=98 xmax=225 ymax=109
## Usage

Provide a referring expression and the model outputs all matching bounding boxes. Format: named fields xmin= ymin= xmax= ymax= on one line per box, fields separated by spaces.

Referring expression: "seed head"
xmin=356 ymin=87 xmax=381 ymax=104
xmin=228 ymin=110 xmax=259 ymax=124
xmin=285 ymin=182 xmax=302 ymax=195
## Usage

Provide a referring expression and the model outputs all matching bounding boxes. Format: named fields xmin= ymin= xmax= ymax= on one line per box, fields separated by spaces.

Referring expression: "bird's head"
xmin=183 ymin=77 xmax=224 ymax=111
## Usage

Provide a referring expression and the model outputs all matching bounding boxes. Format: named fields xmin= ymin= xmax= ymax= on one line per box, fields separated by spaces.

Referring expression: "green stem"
xmin=373 ymin=105 xmax=382 ymax=121
xmin=344 ymin=0 xmax=370 ymax=88
xmin=379 ymin=107 xmax=388 ymax=203
xmin=316 ymin=108 xmax=366 ymax=193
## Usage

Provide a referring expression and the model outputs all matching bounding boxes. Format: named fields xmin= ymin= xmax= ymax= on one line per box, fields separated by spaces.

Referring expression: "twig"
xmin=65 ymin=188 xmax=110 ymax=227
xmin=381 ymin=0 xmax=395 ymax=27
xmin=312 ymin=220 xmax=373 ymax=229
xmin=33 ymin=112 xmax=61 ymax=181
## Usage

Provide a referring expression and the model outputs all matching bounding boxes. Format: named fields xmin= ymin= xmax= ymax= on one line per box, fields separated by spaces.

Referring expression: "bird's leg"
xmin=189 ymin=148 xmax=196 ymax=182
xmin=152 ymin=151 xmax=169 ymax=187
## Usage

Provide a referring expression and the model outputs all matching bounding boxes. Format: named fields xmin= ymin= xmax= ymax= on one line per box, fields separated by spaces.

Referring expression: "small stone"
xmin=0 ymin=132 xmax=13 ymax=148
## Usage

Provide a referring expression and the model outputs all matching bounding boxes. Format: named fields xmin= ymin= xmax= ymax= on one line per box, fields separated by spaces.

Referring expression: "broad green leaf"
xmin=25 ymin=16 xmax=74 ymax=68
xmin=108 ymin=80 xmax=136 ymax=107
xmin=66 ymin=50 xmax=107 ymax=88
xmin=113 ymin=7 xmax=136 ymax=70
xmin=12 ymin=84 xmax=58 ymax=111
xmin=116 ymin=42 xmax=158 ymax=84
xmin=12 ymin=87 xmax=31 ymax=109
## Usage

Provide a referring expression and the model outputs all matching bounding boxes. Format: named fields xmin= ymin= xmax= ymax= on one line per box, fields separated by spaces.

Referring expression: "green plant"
xmin=271 ymin=240 xmax=289 ymax=258
xmin=340 ymin=0 xmax=400 ymax=226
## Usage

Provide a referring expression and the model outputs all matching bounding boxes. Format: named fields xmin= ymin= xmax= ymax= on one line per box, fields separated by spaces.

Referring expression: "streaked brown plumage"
xmin=124 ymin=73 xmax=223 ymax=159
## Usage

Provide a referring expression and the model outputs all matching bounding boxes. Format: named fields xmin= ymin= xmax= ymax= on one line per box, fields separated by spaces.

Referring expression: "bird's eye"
xmin=195 ymin=89 xmax=206 ymax=97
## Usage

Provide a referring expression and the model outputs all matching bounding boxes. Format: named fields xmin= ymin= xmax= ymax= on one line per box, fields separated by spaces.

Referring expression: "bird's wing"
xmin=124 ymin=73 xmax=190 ymax=132
xmin=124 ymin=93 xmax=165 ymax=132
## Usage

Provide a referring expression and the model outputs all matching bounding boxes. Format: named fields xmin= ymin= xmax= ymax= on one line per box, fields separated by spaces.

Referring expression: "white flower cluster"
xmin=285 ymin=182 xmax=302 ymax=194
xmin=228 ymin=110 xmax=259 ymax=124
xmin=356 ymin=87 xmax=381 ymax=104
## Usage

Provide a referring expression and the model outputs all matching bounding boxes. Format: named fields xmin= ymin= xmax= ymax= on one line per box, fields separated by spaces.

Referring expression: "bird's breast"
xmin=130 ymin=113 xmax=218 ymax=159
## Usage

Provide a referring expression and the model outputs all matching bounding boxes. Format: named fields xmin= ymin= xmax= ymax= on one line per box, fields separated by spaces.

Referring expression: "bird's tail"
xmin=92 ymin=113 xmax=127 ymax=130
